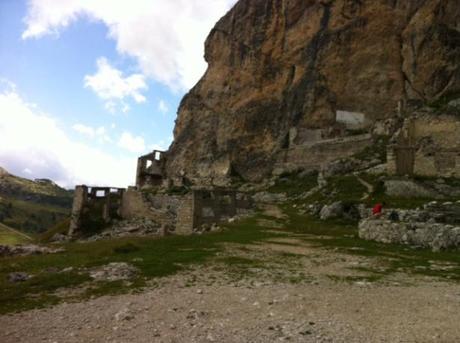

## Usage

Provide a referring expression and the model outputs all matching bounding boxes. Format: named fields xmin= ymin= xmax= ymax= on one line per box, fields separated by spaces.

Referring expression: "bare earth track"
xmin=1 ymin=219 xmax=459 ymax=343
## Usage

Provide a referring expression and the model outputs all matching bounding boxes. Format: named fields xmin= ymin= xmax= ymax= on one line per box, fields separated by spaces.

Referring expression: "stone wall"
xmin=69 ymin=186 xmax=125 ymax=237
xmin=70 ymin=184 xmax=253 ymax=238
xmin=192 ymin=190 xmax=253 ymax=229
xmin=277 ymin=134 xmax=373 ymax=172
xmin=359 ymin=218 xmax=460 ymax=252
xmin=388 ymin=115 xmax=460 ymax=177
xmin=120 ymin=189 xmax=194 ymax=235
xmin=121 ymin=189 xmax=253 ymax=233
xmin=359 ymin=202 xmax=460 ymax=251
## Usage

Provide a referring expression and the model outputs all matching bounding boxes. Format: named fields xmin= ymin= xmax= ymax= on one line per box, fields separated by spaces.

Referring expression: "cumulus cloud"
xmin=0 ymin=87 xmax=137 ymax=188
xmin=73 ymin=123 xmax=112 ymax=142
xmin=84 ymin=57 xmax=147 ymax=112
xmin=22 ymin=0 xmax=237 ymax=90
xmin=118 ymin=132 xmax=146 ymax=154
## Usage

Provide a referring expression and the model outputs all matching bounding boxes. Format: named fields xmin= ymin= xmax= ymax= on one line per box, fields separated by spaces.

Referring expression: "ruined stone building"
xmin=387 ymin=114 xmax=460 ymax=177
xmin=136 ymin=150 xmax=166 ymax=188
xmin=69 ymin=150 xmax=253 ymax=238
xmin=68 ymin=0 xmax=460 ymax=238
xmin=275 ymin=110 xmax=373 ymax=173
xmin=69 ymin=186 xmax=125 ymax=237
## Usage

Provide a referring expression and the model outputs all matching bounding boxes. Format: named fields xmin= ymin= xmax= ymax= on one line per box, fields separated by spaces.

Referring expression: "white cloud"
xmin=22 ymin=0 xmax=237 ymax=90
xmin=0 ymin=87 xmax=136 ymax=188
xmin=158 ymin=100 xmax=169 ymax=114
xmin=118 ymin=132 xmax=146 ymax=154
xmin=73 ymin=123 xmax=96 ymax=137
xmin=73 ymin=123 xmax=112 ymax=143
xmin=84 ymin=57 xmax=147 ymax=112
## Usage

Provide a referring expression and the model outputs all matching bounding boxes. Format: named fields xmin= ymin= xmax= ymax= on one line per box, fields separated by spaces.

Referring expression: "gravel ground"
xmin=1 ymin=232 xmax=460 ymax=342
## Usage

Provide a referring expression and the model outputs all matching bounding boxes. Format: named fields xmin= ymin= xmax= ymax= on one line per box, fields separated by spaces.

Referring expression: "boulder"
xmin=8 ymin=272 xmax=31 ymax=283
xmin=320 ymin=202 xmax=345 ymax=220
xmin=384 ymin=180 xmax=440 ymax=199
xmin=320 ymin=201 xmax=360 ymax=221
xmin=89 ymin=262 xmax=139 ymax=282
xmin=252 ymin=192 xmax=287 ymax=204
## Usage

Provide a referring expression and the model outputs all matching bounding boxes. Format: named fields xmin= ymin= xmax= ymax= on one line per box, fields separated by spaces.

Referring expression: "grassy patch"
xmin=281 ymin=206 xmax=460 ymax=282
xmin=269 ymin=170 xmax=318 ymax=197
xmin=353 ymin=136 xmax=389 ymax=162
xmin=0 ymin=222 xmax=33 ymax=245
xmin=359 ymin=173 xmax=460 ymax=209
xmin=0 ymin=216 xmax=280 ymax=314
xmin=298 ymin=175 xmax=367 ymax=205
xmin=38 ymin=218 xmax=70 ymax=243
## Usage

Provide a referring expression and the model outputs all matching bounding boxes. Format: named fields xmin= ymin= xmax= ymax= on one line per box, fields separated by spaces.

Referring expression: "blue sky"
xmin=0 ymin=0 xmax=235 ymax=188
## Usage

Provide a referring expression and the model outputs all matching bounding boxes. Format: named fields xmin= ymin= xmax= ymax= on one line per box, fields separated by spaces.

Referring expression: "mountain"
xmin=165 ymin=0 xmax=460 ymax=184
xmin=0 ymin=167 xmax=73 ymax=234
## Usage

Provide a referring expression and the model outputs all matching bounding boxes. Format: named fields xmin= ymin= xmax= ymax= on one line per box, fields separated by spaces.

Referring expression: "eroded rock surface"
xmin=166 ymin=0 xmax=460 ymax=184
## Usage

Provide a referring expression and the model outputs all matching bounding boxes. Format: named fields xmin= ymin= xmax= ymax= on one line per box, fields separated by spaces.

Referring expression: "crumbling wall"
xmin=192 ymin=190 xmax=253 ymax=229
xmin=70 ymin=184 xmax=253 ymax=238
xmin=136 ymin=150 xmax=166 ymax=188
xmin=388 ymin=115 xmax=460 ymax=177
xmin=277 ymin=134 xmax=373 ymax=172
xmin=120 ymin=189 xmax=194 ymax=235
xmin=359 ymin=218 xmax=460 ymax=252
xmin=68 ymin=186 xmax=125 ymax=237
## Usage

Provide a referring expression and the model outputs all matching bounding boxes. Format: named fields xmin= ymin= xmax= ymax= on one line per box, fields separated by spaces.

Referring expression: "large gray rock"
xmin=359 ymin=218 xmax=460 ymax=252
xmin=384 ymin=180 xmax=440 ymax=199
xmin=8 ymin=272 xmax=31 ymax=283
xmin=320 ymin=201 xmax=360 ymax=221
xmin=320 ymin=202 xmax=345 ymax=220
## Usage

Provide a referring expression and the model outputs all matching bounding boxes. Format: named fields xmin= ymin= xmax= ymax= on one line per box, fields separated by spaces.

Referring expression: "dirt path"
xmin=354 ymin=174 xmax=374 ymax=201
xmin=1 ymin=227 xmax=460 ymax=343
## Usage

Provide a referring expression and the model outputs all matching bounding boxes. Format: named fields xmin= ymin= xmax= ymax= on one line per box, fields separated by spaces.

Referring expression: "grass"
xmin=0 ymin=197 xmax=70 ymax=234
xmin=280 ymin=205 xmax=460 ymax=282
xmin=0 ymin=222 xmax=33 ymax=245
xmin=38 ymin=218 xmax=70 ymax=243
xmin=359 ymin=173 xmax=460 ymax=209
xmin=1 ymin=171 xmax=459 ymax=314
xmin=0 ymin=215 xmax=282 ymax=314
xmin=269 ymin=170 xmax=318 ymax=197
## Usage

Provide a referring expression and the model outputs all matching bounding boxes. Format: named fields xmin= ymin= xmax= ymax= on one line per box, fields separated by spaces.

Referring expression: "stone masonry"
xmin=69 ymin=186 xmax=125 ymax=237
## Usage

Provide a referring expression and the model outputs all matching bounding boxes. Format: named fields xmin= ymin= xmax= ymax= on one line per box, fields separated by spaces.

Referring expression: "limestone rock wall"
xmin=166 ymin=0 xmax=460 ymax=184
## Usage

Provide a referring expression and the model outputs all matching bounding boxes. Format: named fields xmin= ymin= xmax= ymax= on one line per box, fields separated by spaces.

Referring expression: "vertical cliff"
xmin=166 ymin=0 xmax=460 ymax=185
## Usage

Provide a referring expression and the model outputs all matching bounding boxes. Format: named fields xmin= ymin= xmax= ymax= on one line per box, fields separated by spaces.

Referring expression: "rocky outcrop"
xmin=166 ymin=0 xmax=460 ymax=185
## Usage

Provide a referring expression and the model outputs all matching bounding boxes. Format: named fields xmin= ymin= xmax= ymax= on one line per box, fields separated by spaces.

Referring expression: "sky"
xmin=0 ymin=0 xmax=236 ymax=189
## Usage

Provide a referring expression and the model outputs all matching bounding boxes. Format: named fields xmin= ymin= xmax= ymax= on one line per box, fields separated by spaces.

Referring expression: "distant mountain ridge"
xmin=0 ymin=166 xmax=72 ymax=234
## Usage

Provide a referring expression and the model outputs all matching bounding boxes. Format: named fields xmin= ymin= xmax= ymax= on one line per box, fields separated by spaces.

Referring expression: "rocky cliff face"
xmin=166 ymin=0 xmax=460 ymax=185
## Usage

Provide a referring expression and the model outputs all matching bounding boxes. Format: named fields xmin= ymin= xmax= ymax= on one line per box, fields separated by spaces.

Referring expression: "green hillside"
xmin=0 ymin=167 xmax=73 ymax=235
xmin=0 ymin=222 xmax=32 ymax=245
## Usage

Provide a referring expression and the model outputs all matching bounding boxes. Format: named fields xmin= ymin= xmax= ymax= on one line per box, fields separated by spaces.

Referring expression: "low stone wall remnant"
xmin=359 ymin=218 xmax=460 ymax=252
